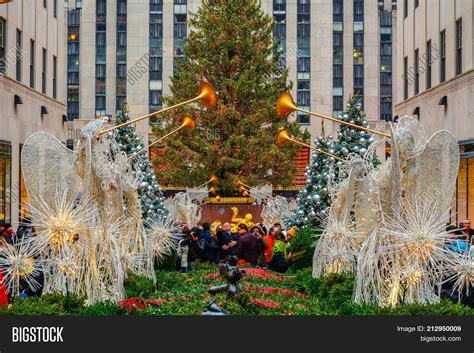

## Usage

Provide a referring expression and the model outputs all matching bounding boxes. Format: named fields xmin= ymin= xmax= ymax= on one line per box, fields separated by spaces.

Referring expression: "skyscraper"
xmin=65 ymin=0 xmax=397 ymax=142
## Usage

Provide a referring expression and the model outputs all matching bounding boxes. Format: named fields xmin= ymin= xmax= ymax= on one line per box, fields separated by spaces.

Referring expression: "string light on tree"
xmin=288 ymin=96 xmax=378 ymax=228
xmin=114 ymin=104 xmax=169 ymax=223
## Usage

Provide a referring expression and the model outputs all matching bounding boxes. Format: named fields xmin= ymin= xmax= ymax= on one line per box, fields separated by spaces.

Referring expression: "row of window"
xmin=332 ymin=0 xmax=343 ymax=116
xmin=273 ymin=0 xmax=286 ymax=69
xmin=0 ymin=19 xmax=57 ymax=99
xmin=403 ymin=18 xmax=462 ymax=101
xmin=380 ymin=9 xmax=392 ymax=121
xmin=116 ymin=0 xmax=127 ymax=113
xmin=353 ymin=1 xmax=364 ymax=108
xmin=150 ymin=0 xmax=164 ymax=117
xmin=67 ymin=8 xmax=80 ymax=120
xmin=95 ymin=0 xmax=107 ymax=116
xmin=297 ymin=0 xmax=310 ymax=125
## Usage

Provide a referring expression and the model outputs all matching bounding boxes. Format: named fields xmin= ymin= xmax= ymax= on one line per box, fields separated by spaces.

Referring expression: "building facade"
xmin=0 ymin=0 xmax=68 ymax=225
xmin=394 ymin=0 xmax=474 ymax=222
xmin=65 ymin=0 xmax=397 ymax=142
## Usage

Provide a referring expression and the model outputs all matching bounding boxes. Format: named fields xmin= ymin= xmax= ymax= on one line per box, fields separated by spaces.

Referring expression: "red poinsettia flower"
xmin=249 ymin=297 xmax=280 ymax=308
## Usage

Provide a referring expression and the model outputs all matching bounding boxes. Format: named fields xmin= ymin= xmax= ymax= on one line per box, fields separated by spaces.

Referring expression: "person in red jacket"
xmin=0 ymin=238 xmax=8 ymax=305
xmin=263 ymin=226 xmax=278 ymax=266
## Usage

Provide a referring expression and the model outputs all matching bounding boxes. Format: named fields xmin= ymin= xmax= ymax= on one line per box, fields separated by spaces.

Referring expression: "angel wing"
xmin=21 ymin=132 xmax=80 ymax=209
xmin=406 ymin=130 xmax=460 ymax=213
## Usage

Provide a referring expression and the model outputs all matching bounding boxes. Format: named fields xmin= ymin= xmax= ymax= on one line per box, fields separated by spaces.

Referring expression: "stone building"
xmin=394 ymin=0 xmax=474 ymax=222
xmin=0 ymin=0 xmax=68 ymax=224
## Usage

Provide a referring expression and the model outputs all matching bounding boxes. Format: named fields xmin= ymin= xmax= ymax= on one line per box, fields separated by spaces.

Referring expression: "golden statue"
xmin=230 ymin=207 xmax=254 ymax=230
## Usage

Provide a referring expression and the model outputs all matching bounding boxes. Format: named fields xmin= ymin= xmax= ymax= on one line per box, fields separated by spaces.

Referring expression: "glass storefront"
xmin=0 ymin=141 xmax=12 ymax=222
xmin=454 ymin=141 xmax=474 ymax=223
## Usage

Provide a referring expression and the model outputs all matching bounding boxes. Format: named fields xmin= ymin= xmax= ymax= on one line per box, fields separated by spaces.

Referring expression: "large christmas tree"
xmin=153 ymin=0 xmax=302 ymax=191
xmin=114 ymin=106 xmax=169 ymax=223
xmin=289 ymin=96 xmax=377 ymax=227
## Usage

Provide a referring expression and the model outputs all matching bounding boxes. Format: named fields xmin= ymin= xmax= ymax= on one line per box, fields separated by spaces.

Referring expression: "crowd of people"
xmin=1 ymin=216 xmax=473 ymax=306
xmin=443 ymin=218 xmax=474 ymax=305
xmin=175 ymin=221 xmax=297 ymax=274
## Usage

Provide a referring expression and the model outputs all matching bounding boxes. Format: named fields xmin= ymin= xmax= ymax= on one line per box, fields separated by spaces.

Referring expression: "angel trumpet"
xmin=191 ymin=186 xmax=217 ymax=201
xmin=236 ymin=181 xmax=273 ymax=200
xmin=100 ymin=81 xmax=217 ymax=136
xmin=276 ymin=129 xmax=345 ymax=162
xmin=128 ymin=115 xmax=195 ymax=161
xmin=195 ymin=175 xmax=218 ymax=189
xmin=276 ymin=92 xmax=391 ymax=138
xmin=202 ymin=195 xmax=221 ymax=205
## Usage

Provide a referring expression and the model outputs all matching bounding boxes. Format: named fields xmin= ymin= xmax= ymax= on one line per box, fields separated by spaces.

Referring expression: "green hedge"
xmin=1 ymin=267 xmax=473 ymax=316
xmin=289 ymin=227 xmax=322 ymax=270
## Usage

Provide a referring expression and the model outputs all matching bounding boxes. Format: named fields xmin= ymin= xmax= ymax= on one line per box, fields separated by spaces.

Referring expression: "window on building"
xmin=403 ymin=56 xmax=408 ymax=100
xmin=54 ymin=0 xmax=58 ymax=17
xmin=414 ymin=49 xmax=419 ymax=95
xmin=333 ymin=64 xmax=343 ymax=88
xmin=16 ymin=29 xmax=22 ymax=82
xmin=353 ymin=0 xmax=364 ymax=22
xmin=68 ymin=72 xmax=79 ymax=85
xmin=67 ymin=96 xmax=79 ymax=120
xmin=426 ymin=40 xmax=432 ymax=89
xmin=150 ymin=0 xmax=163 ymax=13
xmin=43 ymin=0 xmax=47 ymax=8
xmin=96 ymin=0 xmax=106 ymax=16
xmin=30 ymin=39 xmax=35 ymax=88
xmin=149 ymin=90 xmax=162 ymax=106
xmin=333 ymin=0 xmax=343 ymax=22
xmin=116 ymin=95 xmax=126 ymax=112
xmin=117 ymin=0 xmax=127 ymax=15
xmin=173 ymin=0 xmax=187 ymax=70
xmin=440 ymin=30 xmax=446 ymax=83
xmin=42 ymin=48 xmax=47 ymax=94
xmin=414 ymin=0 xmax=419 ymax=8
xmin=96 ymin=64 xmax=106 ymax=79
xmin=456 ymin=18 xmax=462 ymax=75
xmin=333 ymin=96 xmax=343 ymax=111
xmin=273 ymin=0 xmax=286 ymax=13
xmin=0 ymin=18 xmax=6 ymax=74
xmin=95 ymin=95 xmax=106 ymax=116
xmin=353 ymin=65 xmax=364 ymax=88
xmin=53 ymin=55 xmax=57 ymax=99
xmin=403 ymin=0 xmax=408 ymax=18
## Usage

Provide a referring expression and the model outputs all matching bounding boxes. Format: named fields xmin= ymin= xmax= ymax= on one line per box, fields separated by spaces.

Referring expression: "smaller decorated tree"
xmin=288 ymin=134 xmax=337 ymax=227
xmin=332 ymin=96 xmax=377 ymax=162
xmin=114 ymin=105 xmax=169 ymax=223
xmin=289 ymin=96 xmax=377 ymax=228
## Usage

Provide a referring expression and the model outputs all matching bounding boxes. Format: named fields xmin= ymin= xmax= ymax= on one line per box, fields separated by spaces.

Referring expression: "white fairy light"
xmin=0 ymin=239 xmax=42 ymax=296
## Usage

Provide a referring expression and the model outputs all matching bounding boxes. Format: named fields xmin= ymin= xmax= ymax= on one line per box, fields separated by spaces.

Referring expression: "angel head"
xmin=393 ymin=127 xmax=416 ymax=160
